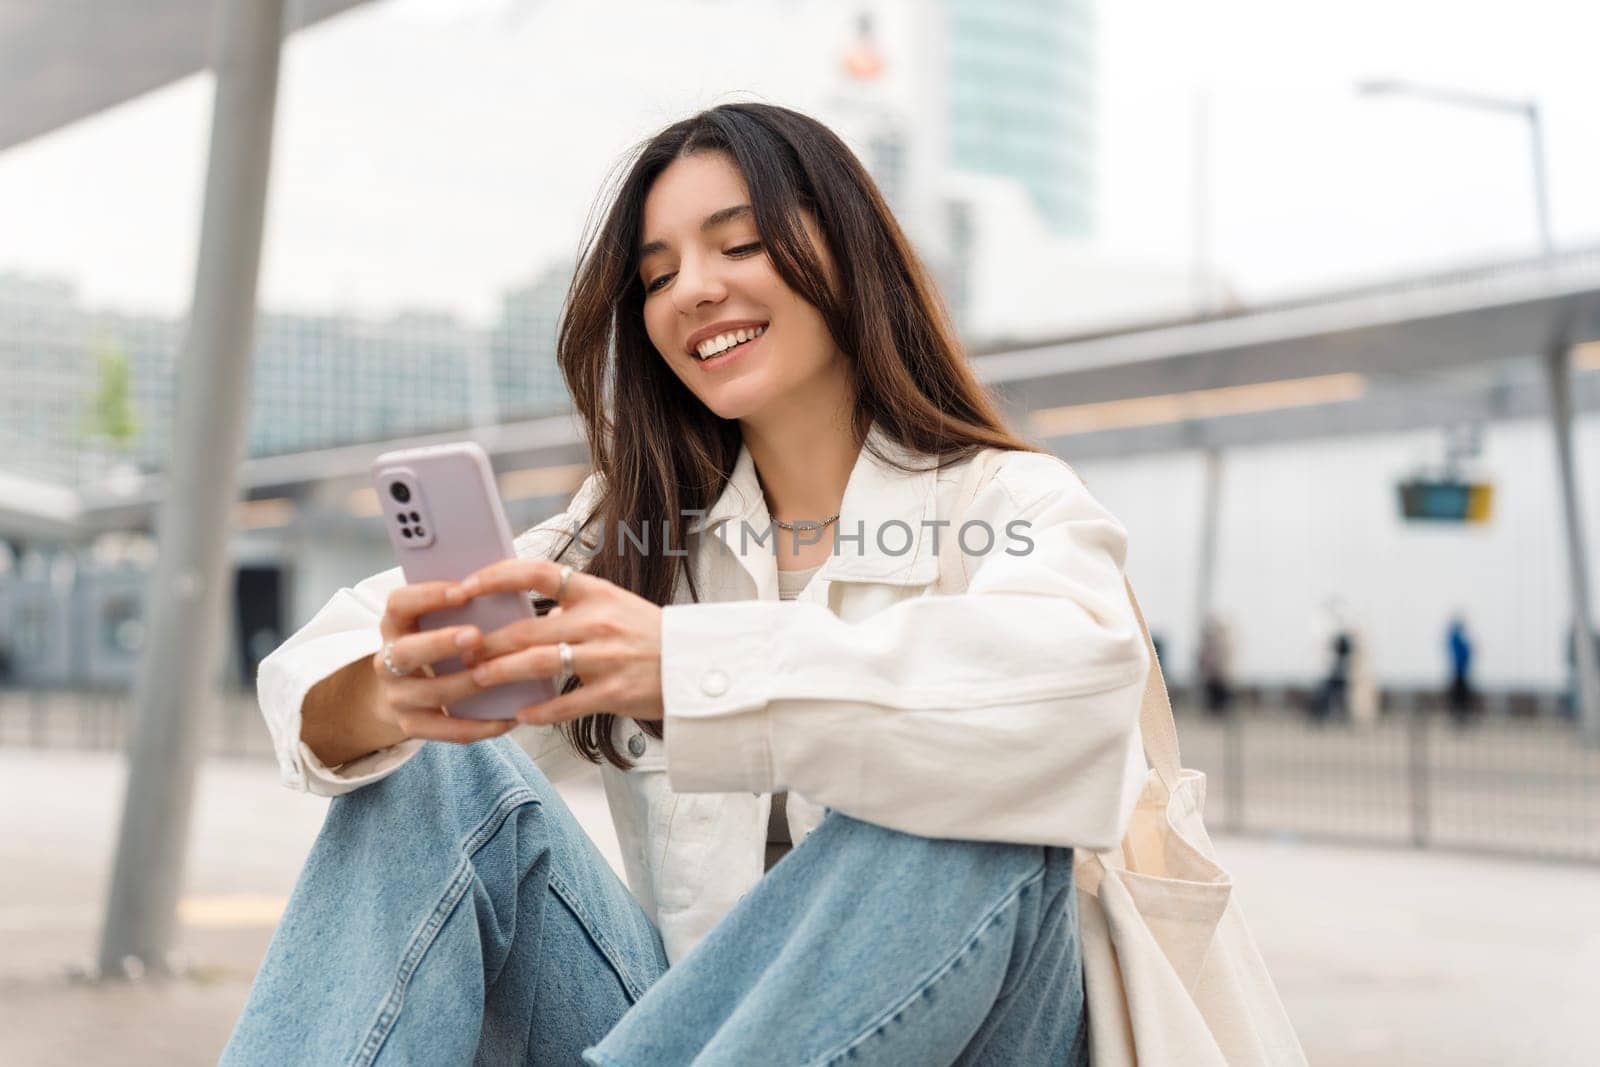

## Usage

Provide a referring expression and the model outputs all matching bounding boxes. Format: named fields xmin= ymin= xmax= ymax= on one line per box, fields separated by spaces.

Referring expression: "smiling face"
xmin=638 ymin=151 xmax=852 ymax=425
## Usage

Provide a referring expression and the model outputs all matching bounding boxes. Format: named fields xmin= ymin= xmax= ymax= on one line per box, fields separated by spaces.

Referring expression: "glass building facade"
xmin=941 ymin=0 xmax=1094 ymax=236
xmin=0 ymin=266 xmax=575 ymax=488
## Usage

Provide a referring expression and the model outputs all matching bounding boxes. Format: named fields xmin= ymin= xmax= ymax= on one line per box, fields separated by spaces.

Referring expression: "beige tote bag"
xmin=941 ymin=449 xmax=1307 ymax=1066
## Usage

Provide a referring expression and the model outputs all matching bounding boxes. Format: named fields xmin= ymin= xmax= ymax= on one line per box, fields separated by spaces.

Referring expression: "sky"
xmin=2 ymin=0 xmax=1599 ymax=329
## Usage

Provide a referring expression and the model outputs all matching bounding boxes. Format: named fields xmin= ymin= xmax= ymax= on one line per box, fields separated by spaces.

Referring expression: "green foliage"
xmin=80 ymin=336 xmax=140 ymax=451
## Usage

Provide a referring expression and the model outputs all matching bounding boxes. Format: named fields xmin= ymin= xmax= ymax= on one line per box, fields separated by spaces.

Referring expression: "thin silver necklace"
xmin=772 ymin=513 xmax=840 ymax=531
xmin=756 ymin=469 xmax=840 ymax=530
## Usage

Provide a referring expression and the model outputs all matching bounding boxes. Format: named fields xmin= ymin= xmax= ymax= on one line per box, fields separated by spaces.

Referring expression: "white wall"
xmin=1075 ymin=413 xmax=1600 ymax=690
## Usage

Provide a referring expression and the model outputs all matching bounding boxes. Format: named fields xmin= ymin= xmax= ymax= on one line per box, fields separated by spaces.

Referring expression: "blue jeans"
xmin=222 ymin=736 xmax=1088 ymax=1065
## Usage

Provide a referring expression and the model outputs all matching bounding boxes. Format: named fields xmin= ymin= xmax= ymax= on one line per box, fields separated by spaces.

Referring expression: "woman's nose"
xmin=671 ymin=256 xmax=727 ymax=313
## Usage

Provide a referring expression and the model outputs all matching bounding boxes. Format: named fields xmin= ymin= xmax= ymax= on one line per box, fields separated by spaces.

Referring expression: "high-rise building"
xmin=490 ymin=261 xmax=573 ymax=421
xmin=940 ymin=0 xmax=1094 ymax=237
xmin=0 ymin=275 xmax=90 ymax=484
xmin=247 ymin=308 xmax=479 ymax=457
xmin=0 ymin=265 xmax=578 ymax=488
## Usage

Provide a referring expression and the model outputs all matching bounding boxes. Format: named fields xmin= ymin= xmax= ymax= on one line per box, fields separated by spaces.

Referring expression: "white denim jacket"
xmin=256 ymin=423 xmax=1151 ymax=964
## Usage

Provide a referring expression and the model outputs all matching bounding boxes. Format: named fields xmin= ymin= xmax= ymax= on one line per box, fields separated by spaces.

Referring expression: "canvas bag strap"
xmin=939 ymin=448 xmax=1183 ymax=792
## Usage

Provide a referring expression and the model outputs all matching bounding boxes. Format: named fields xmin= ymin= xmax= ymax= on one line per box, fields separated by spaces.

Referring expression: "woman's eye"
xmin=726 ymin=242 xmax=763 ymax=257
xmin=645 ymin=273 xmax=674 ymax=294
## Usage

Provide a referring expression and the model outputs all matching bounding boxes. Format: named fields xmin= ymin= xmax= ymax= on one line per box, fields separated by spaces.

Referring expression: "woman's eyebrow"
xmin=700 ymin=203 xmax=753 ymax=230
xmin=639 ymin=204 xmax=754 ymax=259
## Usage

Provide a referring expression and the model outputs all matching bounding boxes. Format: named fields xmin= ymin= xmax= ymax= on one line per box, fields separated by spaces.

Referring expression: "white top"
xmin=766 ymin=562 xmax=822 ymax=870
xmin=775 ymin=562 xmax=821 ymax=600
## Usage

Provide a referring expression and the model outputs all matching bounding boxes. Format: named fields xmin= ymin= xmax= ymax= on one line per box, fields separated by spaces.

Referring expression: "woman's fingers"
xmin=373 ymin=625 xmax=481 ymax=678
xmin=470 ymin=612 xmax=589 ymax=664
xmin=386 ymin=664 xmax=496 ymax=712
xmin=380 ymin=581 xmax=461 ymax=641
xmin=468 ymin=640 xmax=603 ymax=690
xmin=515 ymin=677 xmax=621 ymax=726
xmin=445 ymin=559 xmax=605 ymax=605
xmin=391 ymin=706 xmax=517 ymax=744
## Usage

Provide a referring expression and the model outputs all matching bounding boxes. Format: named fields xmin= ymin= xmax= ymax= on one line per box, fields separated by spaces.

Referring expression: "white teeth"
xmin=695 ymin=324 xmax=767 ymax=359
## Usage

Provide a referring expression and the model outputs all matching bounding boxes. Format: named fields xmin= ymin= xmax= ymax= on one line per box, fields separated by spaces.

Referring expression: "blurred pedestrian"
xmin=1312 ymin=631 xmax=1351 ymax=722
xmin=1199 ymin=616 xmax=1234 ymax=717
xmin=1311 ymin=598 xmax=1352 ymax=723
xmin=1446 ymin=615 xmax=1476 ymax=725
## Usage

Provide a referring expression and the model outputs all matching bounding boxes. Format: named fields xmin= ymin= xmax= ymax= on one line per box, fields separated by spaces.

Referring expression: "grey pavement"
xmin=1 ymin=747 xmax=1596 ymax=1066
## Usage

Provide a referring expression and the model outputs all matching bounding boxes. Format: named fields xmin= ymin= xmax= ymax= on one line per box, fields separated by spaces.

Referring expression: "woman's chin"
xmin=692 ymin=384 xmax=772 ymax=423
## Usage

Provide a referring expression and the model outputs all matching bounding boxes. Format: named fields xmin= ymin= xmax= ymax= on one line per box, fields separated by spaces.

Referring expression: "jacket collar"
xmin=688 ymin=421 xmax=945 ymax=588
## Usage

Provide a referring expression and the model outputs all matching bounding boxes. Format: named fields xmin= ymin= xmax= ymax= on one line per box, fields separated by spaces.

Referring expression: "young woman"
xmin=224 ymin=103 xmax=1150 ymax=1066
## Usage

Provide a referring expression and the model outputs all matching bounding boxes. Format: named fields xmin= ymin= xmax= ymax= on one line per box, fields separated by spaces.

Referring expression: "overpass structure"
xmin=7 ymin=246 xmax=1599 ymax=537
xmin=4 ymin=0 xmax=1597 ymax=981
xmin=0 ymin=0 xmax=373 ymax=152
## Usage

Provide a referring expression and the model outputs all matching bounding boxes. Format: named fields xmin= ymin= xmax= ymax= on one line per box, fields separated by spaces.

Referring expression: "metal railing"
xmin=1173 ymin=700 xmax=1600 ymax=863
xmin=0 ymin=687 xmax=274 ymax=760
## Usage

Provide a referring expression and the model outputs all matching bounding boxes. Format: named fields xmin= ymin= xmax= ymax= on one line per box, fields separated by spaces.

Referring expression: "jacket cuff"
xmin=660 ymin=601 xmax=778 ymax=793
xmin=297 ymin=738 xmax=426 ymax=797
xmin=259 ymin=628 xmax=385 ymax=795
xmin=664 ymin=707 xmax=773 ymax=793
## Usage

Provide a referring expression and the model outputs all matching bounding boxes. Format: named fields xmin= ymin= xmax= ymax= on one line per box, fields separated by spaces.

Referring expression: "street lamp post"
xmin=1356 ymin=79 xmax=1551 ymax=255
xmin=1358 ymin=79 xmax=1600 ymax=743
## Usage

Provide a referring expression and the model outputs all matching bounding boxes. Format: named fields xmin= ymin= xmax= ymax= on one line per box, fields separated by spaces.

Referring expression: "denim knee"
xmin=805 ymin=809 xmax=1054 ymax=888
xmin=332 ymin=735 xmax=555 ymax=834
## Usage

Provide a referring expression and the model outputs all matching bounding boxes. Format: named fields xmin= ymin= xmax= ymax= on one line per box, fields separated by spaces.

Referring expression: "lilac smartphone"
xmin=370 ymin=442 xmax=559 ymax=721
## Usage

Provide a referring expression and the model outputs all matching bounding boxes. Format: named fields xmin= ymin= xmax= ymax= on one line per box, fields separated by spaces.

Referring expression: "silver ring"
xmin=557 ymin=640 xmax=575 ymax=686
xmin=381 ymin=641 xmax=409 ymax=678
xmin=556 ymin=564 xmax=574 ymax=602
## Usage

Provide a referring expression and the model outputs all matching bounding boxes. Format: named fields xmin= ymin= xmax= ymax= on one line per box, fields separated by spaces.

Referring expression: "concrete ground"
xmin=1 ymin=747 xmax=1596 ymax=1066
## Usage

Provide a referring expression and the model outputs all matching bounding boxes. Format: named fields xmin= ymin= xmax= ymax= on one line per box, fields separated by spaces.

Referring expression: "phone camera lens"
xmin=390 ymin=482 xmax=411 ymax=504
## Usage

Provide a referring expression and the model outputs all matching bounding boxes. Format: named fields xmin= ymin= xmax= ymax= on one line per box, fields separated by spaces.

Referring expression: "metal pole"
xmin=98 ymin=0 xmax=286 ymax=978
xmin=1408 ymin=704 xmax=1430 ymax=848
xmin=1544 ymin=341 xmax=1600 ymax=744
xmin=1528 ymin=104 xmax=1599 ymax=744
xmin=1526 ymin=103 xmax=1554 ymax=257
xmin=1194 ymin=447 xmax=1223 ymax=705
xmin=1190 ymin=88 xmax=1214 ymax=315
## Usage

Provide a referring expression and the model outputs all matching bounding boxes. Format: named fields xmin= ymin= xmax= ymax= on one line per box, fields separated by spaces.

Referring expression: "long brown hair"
xmin=554 ymin=102 xmax=1041 ymax=769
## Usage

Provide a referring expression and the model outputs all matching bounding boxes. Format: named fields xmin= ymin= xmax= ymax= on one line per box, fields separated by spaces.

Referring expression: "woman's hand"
xmin=446 ymin=560 xmax=665 ymax=725
xmin=368 ymin=581 xmax=517 ymax=745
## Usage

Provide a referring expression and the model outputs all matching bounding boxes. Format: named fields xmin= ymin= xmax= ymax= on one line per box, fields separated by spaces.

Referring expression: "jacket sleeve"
xmin=257 ymin=475 xmax=603 ymax=797
xmin=660 ymin=452 xmax=1151 ymax=851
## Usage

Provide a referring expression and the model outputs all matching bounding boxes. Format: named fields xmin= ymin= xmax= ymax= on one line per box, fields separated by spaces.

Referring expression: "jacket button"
xmin=627 ymin=732 xmax=646 ymax=758
xmin=700 ymin=669 xmax=730 ymax=697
